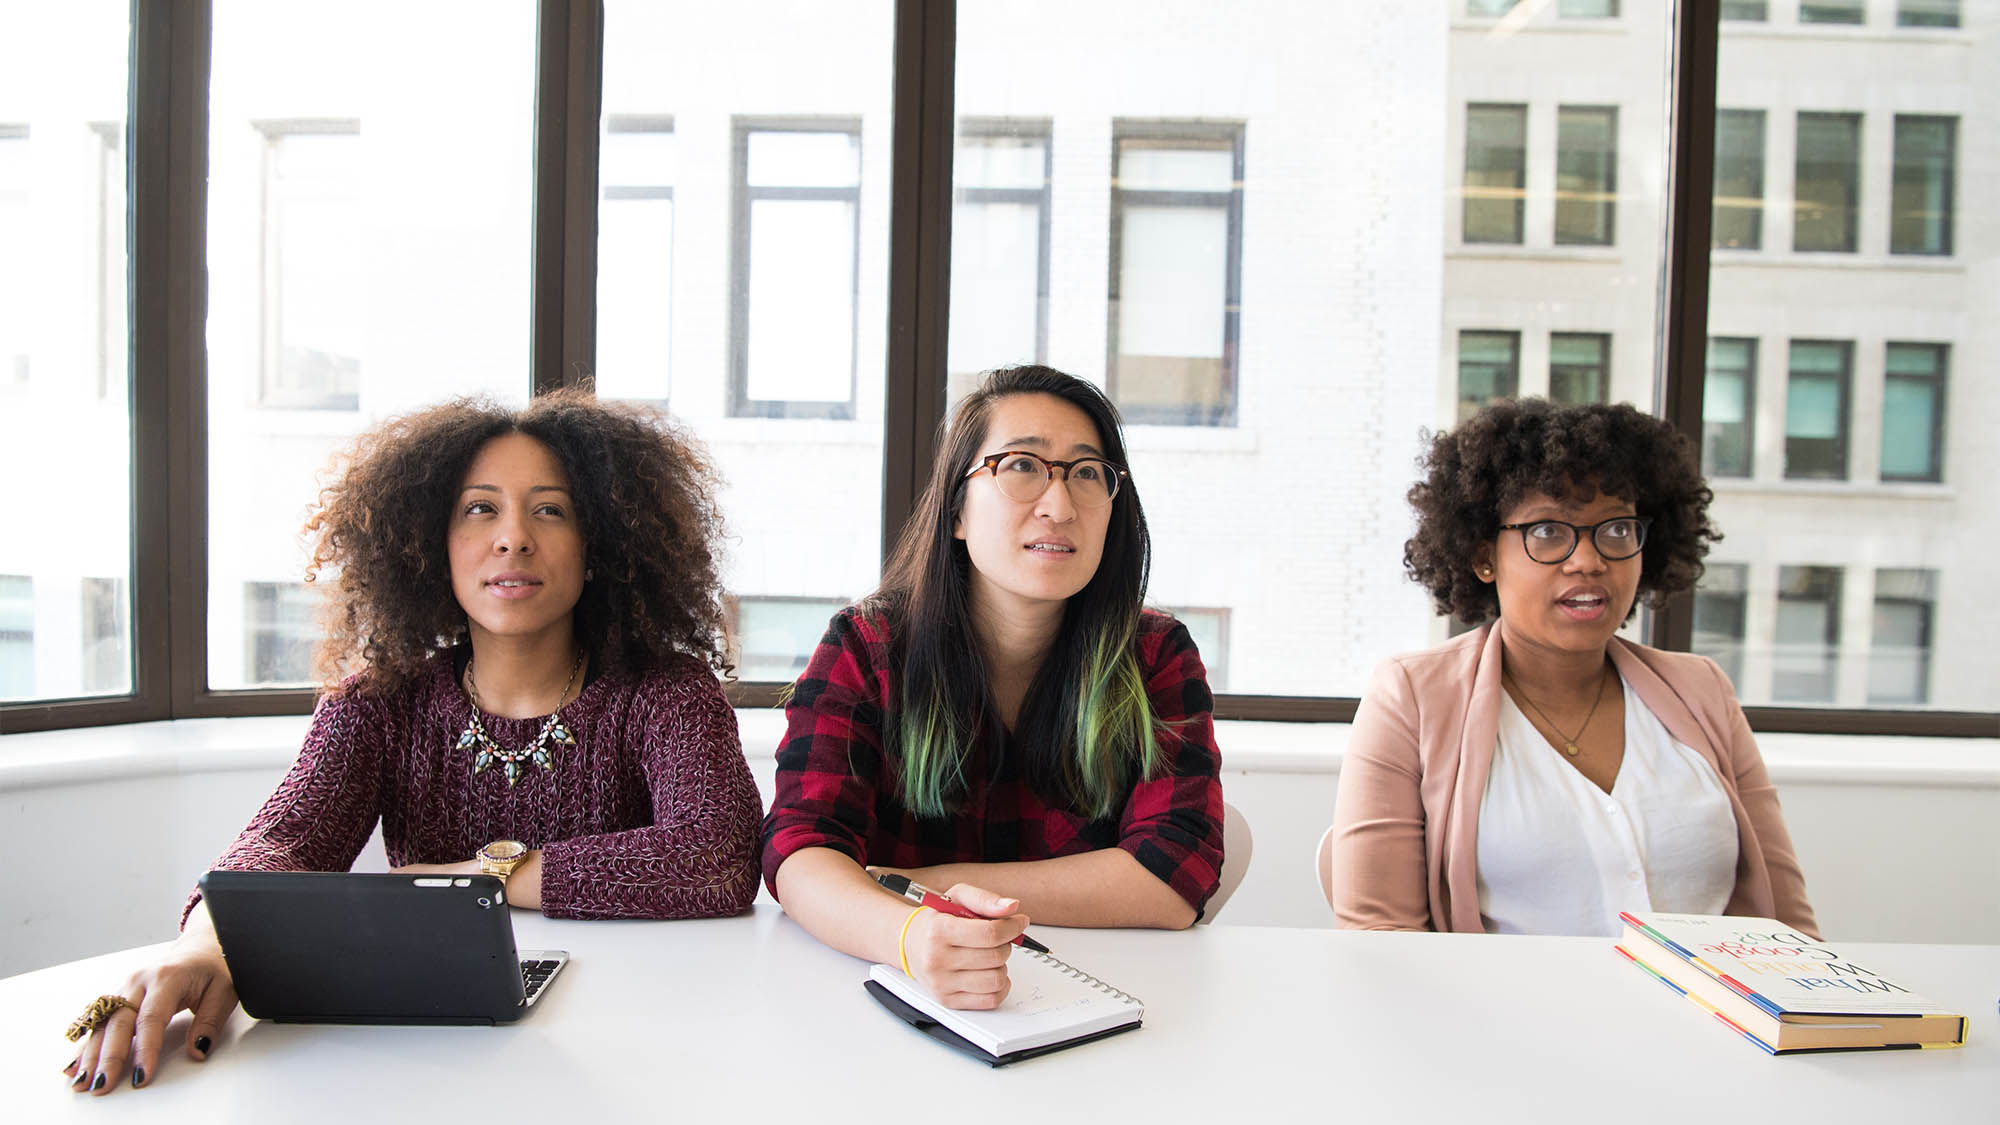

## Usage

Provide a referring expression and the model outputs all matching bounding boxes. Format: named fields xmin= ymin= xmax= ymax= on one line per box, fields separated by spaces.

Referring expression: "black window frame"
xmin=1701 ymin=335 xmax=1757 ymax=479
xmin=1549 ymin=331 xmax=1610 ymax=405
xmin=1890 ymin=113 xmax=1955 ymax=257
xmin=1793 ymin=110 xmax=1861 ymax=254
xmin=1783 ymin=338 xmax=1852 ymax=481
xmin=1554 ymin=104 xmax=1618 ymax=247
xmin=5 ymin=0 xmax=1991 ymax=741
xmin=1456 ymin=329 xmax=1521 ymax=422
xmin=1711 ymin=107 xmax=1764 ymax=251
xmin=1880 ymin=341 xmax=1948 ymax=483
xmin=1463 ymin=102 xmax=1528 ymax=246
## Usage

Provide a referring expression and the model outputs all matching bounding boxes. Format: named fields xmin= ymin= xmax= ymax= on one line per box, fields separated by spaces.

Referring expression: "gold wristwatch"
xmin=477 ymin=839 xmax=529 ymax=885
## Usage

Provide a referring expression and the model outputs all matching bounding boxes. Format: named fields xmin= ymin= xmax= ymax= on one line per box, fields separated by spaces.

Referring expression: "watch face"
xmin=483 ymin=839 xmax=527 ymax=863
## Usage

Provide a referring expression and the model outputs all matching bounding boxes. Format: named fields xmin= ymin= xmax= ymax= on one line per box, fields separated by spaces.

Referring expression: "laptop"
xmin=199 ymin=870 xmax=569 ymax=1025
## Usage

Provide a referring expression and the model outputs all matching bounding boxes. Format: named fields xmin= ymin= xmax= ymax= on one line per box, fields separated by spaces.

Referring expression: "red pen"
xmin=873 ymin=872 xmax=1051 ymax=954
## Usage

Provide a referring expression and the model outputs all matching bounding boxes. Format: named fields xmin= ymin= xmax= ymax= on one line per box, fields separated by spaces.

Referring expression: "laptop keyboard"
xmin=520 ymin=959 xmax=562 ymax=1004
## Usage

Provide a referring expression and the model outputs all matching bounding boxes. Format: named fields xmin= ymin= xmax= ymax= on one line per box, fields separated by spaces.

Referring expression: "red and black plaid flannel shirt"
xmin=759 ymin=606 xmax=1225 ymax=915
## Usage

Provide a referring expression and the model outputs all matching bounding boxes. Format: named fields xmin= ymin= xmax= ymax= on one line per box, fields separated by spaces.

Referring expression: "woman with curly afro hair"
xmin=1328 ymin=398 xmax=1815 ymax=939
xmin=66 ymin=391 xmax=762 ymax=1097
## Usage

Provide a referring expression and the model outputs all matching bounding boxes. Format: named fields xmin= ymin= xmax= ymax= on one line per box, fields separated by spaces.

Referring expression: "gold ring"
xmin=64 ymin=995 xmax=138 ymax=1042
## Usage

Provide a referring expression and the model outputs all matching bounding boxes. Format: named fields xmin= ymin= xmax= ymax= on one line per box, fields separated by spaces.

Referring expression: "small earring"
xmin=584 ymin=568 xmax=594 ymax=581
xmin=1477 ymin=566 xmax=1493 ymax=578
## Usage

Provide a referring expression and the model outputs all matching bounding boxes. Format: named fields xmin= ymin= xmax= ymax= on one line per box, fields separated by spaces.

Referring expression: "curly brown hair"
xmin=1404 ymin=398 xmax=1719 ymax=625
xmin=305 ymin=389 xmax=730 ymax=693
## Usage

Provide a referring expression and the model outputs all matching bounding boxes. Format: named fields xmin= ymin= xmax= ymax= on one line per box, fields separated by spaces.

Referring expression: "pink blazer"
xmin=1329 ymin=624 xmax=1817 ymax=937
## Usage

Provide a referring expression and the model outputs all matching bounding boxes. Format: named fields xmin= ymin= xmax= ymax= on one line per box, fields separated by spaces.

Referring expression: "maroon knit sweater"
xmin=188 ymin=653 xmax=762 ymax=922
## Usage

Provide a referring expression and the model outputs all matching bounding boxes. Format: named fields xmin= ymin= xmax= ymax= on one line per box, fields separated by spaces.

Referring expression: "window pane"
xmin=1692 ymin=563 xmax=1748 ymax=689
xmin=1800 ymin=2 xmax=1865 ymax=23
xmin=948 ymin=126 xmax=1049 ymax=402
xmin=0 ymin=3 xmax=134 ymax=703
xmin=602 ymin=1 xmax=891 ymax=679
xmin=1794 ymin=112 xmax=1860 ymax=252
xmin=1701 ymin=337 xmax=1755 ymax=478
xmin=1869 ymin=569 xmax=1936 ymax=704
xmin=1458 ymin=331 xmax=1520 ymax=422
xmin=1784 ymin=340 xmax=1849 ymax=479
xmin=1881 ymin=343 xmax=1945 ymax=481
xmin=1549 ymin=332 xmax=1608 ymax=404
xmin=1464 ymin=103 xmax=1526 ymax=244
xmin=1898 ymin=0 xmax=1962 ymax=27
xmin=205 ymin=1 xmax=538 ymax=690
xmin=1721 ymin=2 xmax=1769 ymax=18
xmin=1890 ymin=115 xmax=1954 ymax=255
xmin=1467 ymin=0 xmax=1518 ymax=16
xmin=1559 ymin=0 xmax=1618 ymax=16
xmin=1773 ymin=565 xmax=1841 ymax=703
xmin=1554 ymin=106 xmax=1616 ymax=246
xmin=1712 ymin=109 xmax=1764 ymax=250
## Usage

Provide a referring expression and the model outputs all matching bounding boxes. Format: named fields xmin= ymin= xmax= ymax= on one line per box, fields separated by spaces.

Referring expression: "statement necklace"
xmin=457 ymin=651 xmax=583 ymax=787
xmin=1505 ymin=664 xmax=1613 ymax=758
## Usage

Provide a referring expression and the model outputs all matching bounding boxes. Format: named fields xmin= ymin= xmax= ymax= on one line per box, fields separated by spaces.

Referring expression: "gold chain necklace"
xmin=457 ymin=651 xmax=583 ymax=786
xmin=1504 ymin=664 xmax=1613 ymax=758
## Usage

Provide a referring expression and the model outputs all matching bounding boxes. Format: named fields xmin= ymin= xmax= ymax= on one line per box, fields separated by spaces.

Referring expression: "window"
xmin=1896 ymin=0 xmax=1959 ymax=27
xmin=0 ymin=125 xmax=27 ymax=387
xmin=1800 ymin=2 xmax=1865 ymax=24
xmin=1711 ymin=109 xmax=1764 ymax=250
xmin=1560 ymin=0 xmax=1618 ymax=16
xmin=243 ymin=582 xmax=321 ymax=687
xmin=1458 ymin=331 xmax=1520 ymax=422
xmin=1555 ymin=107 xmax=1617 ymax=246
xmin=1161 ymin=607 xmax=1231 ymax=693
xmin=257 ymin=121 xmax=362 ymax=410
xmin=594 ymin=117 xmax=675 ymax=402
xmin=731 ymin=121 xmax=864 ymax=419
xmin=0 ymin=575 xmax=31 ymax=701
xmin=1774 ymin=566 xmax=1841 ymax=703
xmin=1881 ymin=343 xmax=1947 ymax=482
xmin=1106 ymin=122 xmax=1244 ymax=426
xmin=730 ymin=597 xmax=850 ymax=684
xmin=1549 ymin=332 xmax=1608 ymax=405
xmin=1464 ymin=104 xmax=1527 ymax=245
xmin=1720 ymin=1 xmax=1768 ymax=17
xmin=1692 ymin=563 xmax=1749 ymax=689
xmin=79 ymin=577 xmax=129 ymax=695
xmin=1890 ymin=115 xmax=1954 ymax=256
xmin=1784 ymin=340 xmax=1850 ymax=479
xmin=1702 ymin=337 xmax=1756 ymax=478
xmin=1793 ymin=112 xmax=1860 ymax=253
xmin=1869 ymin=569 xmax=1936 ymax=704
xmin=948 ymin=121 xmax=1050 ymax=405
xmin=1467 ymin=0 xmax=1519 ymax=16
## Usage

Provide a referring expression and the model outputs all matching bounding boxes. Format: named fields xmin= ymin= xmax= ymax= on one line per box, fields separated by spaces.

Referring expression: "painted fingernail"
xmin=71 ymin=1069 xmax=89 ymax=1088
xmin=194 ymin=1035 xmax=212 ymax=1057
xmin=132 ymin=1066 xmax=146 ymax=1088
xmin=91 ymin=1073 xmax=107 ymax=1091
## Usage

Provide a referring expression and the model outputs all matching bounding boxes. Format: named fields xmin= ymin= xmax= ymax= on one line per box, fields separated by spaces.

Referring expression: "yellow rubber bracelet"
xmin=898 ymin=905 xmax=929 ymax=977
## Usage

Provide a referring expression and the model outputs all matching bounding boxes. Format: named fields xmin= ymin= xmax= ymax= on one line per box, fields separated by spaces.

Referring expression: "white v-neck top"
xmin=1475 ymin=676 xmax=1739 ymax=937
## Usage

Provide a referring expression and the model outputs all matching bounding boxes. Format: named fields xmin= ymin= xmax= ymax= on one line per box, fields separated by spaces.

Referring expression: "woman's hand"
xmin=900 ymin=883 xmax=1029 ymax=1010
xmin=63 ymin=910 xmax=237 ymax=1096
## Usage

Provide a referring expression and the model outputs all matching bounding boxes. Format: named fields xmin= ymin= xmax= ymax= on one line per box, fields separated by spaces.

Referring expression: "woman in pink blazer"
xmin=1330 ymin=399 xmax=1815 ymax=937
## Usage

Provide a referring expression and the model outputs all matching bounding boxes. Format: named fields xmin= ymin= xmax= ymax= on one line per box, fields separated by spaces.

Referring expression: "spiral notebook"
xmin=864 ymin=948 xmax=1145 ymax=1065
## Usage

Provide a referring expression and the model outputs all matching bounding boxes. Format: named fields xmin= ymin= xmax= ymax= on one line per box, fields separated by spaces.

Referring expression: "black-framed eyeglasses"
xmin=964 ymin=450 xmax=1128 ymax=508
xmin=1497 ymin=516 xmax=1651 ymax=565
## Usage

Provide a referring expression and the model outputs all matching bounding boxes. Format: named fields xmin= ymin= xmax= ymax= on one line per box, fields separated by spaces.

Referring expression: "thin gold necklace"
xmin=1505 ymin=664 xmax=1613 ymax=758
xmin=457 ymin=651 xmax=583 ymax=786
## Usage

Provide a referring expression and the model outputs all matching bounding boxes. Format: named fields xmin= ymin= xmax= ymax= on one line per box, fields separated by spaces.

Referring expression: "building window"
xmin=1896 ymin=0 xmax=1959 ymax=27
xmin=1774 ymin=565 xmax=1841 ymax=704
xmin=1784 ymin=340 xmax=1850 ymax=479
xmin=244 ymin=582 xmax=321 ymax=687
xmin=1799 ymin=1 xmax=1865 ymax=23
xmin=1555 ymin=106 xmax=1617 ymax=246
xmin=257 ymin=121 xmax=362 ymax=410
xmin=1467 ymin=0 xmax=1519 ymax=16
xmin=0 ymin=575 xmax=31 ymax=702
xmin=79 ymin=576 xmax=129 ymax=695
xmin=1549 ymin=332 xmax=1608 ymax=405
xmin=1155 ymin=607 xmax=1231 ymax=692
xmin=729 ymin=596 xmax=849 ymax=683
xmin=1559 ymin=0 xmax=1618 ymax=16
xmin=1 ymin=124 xmax=28 ymax=388
xmin=1881 ymin=342 xmax=1947 ymax=482
xmin=1106 ymin=121 xmax=1244 ymax=427
xmin=1890 ymin=115 xmax=1954 ymax=256
xmin=1702 ymin=337 xmax=1756 ymax=478
xmin=731 ymin=120 xmax=863 ymax=419
xmin=1869 ymin=569 xmax=1936 ymax=704
xmin=594 ymin=116 xmax=675 ymax=403
xmin=1457 ymin=330 xmax=1519 ymax=422
xmin=1793 ymin=112 xmax=1860 ymax=253
xmin=1692 ymin=563 xmax=1748 ymax=689
xmin=1720 ymin=1 xmax=1768 ymax=17
xmin=948 ymin=121 xmax=1051 ymax=407
xmin=1712 ymin=109 xmax=1764 ymax=250
xmin=1464 ymin=104 xmax=1527 ymax=245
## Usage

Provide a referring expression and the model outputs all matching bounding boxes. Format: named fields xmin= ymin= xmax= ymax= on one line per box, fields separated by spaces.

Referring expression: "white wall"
xmin=3 ymin=714 xmax=1995 ymax=979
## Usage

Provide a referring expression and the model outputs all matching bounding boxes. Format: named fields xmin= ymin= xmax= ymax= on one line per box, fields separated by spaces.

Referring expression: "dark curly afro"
xmin=1404 ymin=398 xmax=1718 ymax=625
xmin=304 ymin=389 xmax=730 ymax=693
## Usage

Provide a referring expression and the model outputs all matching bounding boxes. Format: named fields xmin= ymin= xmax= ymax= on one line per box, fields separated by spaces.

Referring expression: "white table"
xmin=3 ymin=907 xmax=1994 ymax=1122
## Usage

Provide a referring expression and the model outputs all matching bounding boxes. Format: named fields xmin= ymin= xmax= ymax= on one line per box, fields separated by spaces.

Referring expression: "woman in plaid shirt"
xmin=761 ymin=366 xmax=1225 ymax=1011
